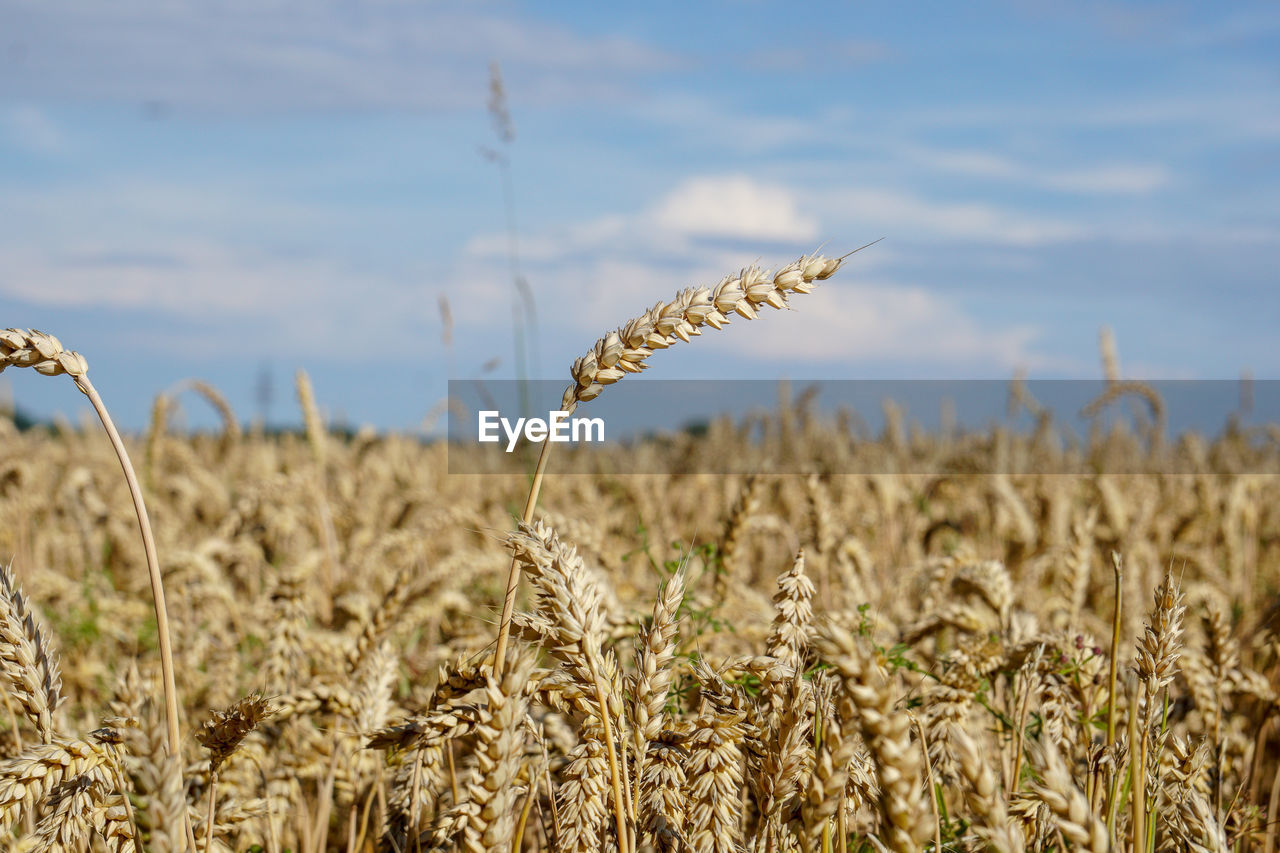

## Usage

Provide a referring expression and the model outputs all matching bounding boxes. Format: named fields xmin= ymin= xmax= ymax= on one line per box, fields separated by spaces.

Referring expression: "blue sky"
xmin=1 ymin=1 xmax=1277 ymax=430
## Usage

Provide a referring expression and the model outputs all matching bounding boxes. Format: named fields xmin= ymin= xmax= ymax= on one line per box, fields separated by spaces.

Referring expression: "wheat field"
xmin=1 ymin=256 xmax=1278 ymax=852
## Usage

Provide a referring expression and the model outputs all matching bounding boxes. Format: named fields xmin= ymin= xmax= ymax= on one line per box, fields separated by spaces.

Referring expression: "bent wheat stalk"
xmin=0 ymin=330 xmax=183 ymax=773
xmin=492 ymin=243 xmax=877 ymax=679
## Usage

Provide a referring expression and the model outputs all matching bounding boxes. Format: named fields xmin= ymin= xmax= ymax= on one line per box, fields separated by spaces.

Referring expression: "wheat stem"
xmin=1107 ymin=552 xmax=1123 ymax=749
xmin=512 ymin=762 xmax=544 ymax=853
xmin=494 ymin=434 xmax=554 ymax=679
xmin=76 ymin=377 xmax=184 ymax=772
xmin=588 ymin=655 xmax=631 ymax=853
xmin=493 ymin=247 xmax=859 ymax=679
xmin=911 ymin=713 xmax=942 ymax=852
xmin=204 ymin=767 xmax=219 ymax=853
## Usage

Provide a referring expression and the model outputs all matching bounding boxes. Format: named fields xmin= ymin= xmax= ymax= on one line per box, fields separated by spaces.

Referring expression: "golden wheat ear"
xmin=494 ymin=246 xmax=869 ymax=679
xmin=0 ymin=559 xmax=62 ymax=744
xmin=196 ymin=692 xmax=275 ymax=853
xmin=491 ymin=247 xmax=870 ymax=853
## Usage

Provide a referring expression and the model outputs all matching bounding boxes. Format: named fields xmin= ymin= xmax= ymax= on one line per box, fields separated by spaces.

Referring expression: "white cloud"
xmin=465 ymin=215 xmax=630 ymax=264
xmin=467 ymin=175 xmax=824 ymax=263
xmin=648 ymin=176 xmax=820 ymax=243
xmin=0 ymin=178 xmax=334 ymax=247
xmin=911 ymin=149 xmax=1022 ymax=180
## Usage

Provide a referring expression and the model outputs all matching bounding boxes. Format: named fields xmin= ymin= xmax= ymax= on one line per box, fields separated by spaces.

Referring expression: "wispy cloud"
xmin=1042 ymin=165 xmax=1170 ymax=194
xmin=903 ymin=146 xmax=1171 ymax=195
xmin=2 ymin=106 xmax=69 ymax=155
xmin=735 ymin=279 xmax=1044 ymax=370
xmin=630 ymin=94 xmax=824 ymax=154
xmin=902 ymin=92 xmax=1280 ymax=141
xmin=459 ymin=176 xmax=1054 ymax=372
xmin=2 ymin=241 xmax=322 ymax=315
xmin=744 ymin=38 xmax=892 ymax=71
xmin=0 ymin=240 xmax=432 ymax=358
xmin=1 ymin=1 xmax=680 ymax=112
xmin=821 ymin=187 xmax=1088 ymax=246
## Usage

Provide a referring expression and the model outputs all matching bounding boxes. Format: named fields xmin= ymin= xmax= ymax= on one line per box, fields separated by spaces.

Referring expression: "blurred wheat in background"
xmin=2 ymin=253 xmax=1280 ymax=851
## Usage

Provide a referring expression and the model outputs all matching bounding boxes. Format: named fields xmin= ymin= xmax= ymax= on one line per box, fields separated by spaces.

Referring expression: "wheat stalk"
xmin=0 ymin=329 xmax=184 ymax=800
xmin=170 ymin=378 xmax=242 ymax=452
xmin=494 ymin=246 xmax=869 ymax=679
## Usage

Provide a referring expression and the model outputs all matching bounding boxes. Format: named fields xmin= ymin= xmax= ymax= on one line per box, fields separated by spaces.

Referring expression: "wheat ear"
xmin=0 ymin=330 xmax=183 ymax=776
xmin=173 ymin=378 xmax=241 ymax=449
xmin=766 ymin=549 xmax=815 ymax=673
xmin=685 ymin=710 xmax=748 ymax=853
xmin=755 ymin=673 xmax=814 ymax=850
xmin=507 ymin=521 xmax=629 ymax=852
xmin=816 ymin=622 xmax=929 ymax=852
xmin=952 ymin=728 xmax=1024 ymax=853
xmin=716 ymin=474 xmax=763 ymax=602
xmin=196 ymin=693 xmax=274 ymax=853
xmin=35 ymin=773 xmax=108 ymax=850
xmin=296 ymin=368 xmax=339 ymax=585
xmin=494 ymin=246 xmax=870 ymax=678
xmin=1029 ymin=738 xmax=1108 ymax=853
xmin=460 ymin=647 xmax=535 ymax=853
xmin=0 ymin=736 xmax=114 ymax=830
xmin=630 ymin=568 xmax=686 ymax=791
xmin=0 ymin=560 xmax=62 ymax=742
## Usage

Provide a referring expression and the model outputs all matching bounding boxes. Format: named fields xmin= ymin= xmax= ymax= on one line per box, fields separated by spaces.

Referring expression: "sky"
xmin=1 ymin=0 xmax=1277 ymax=431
